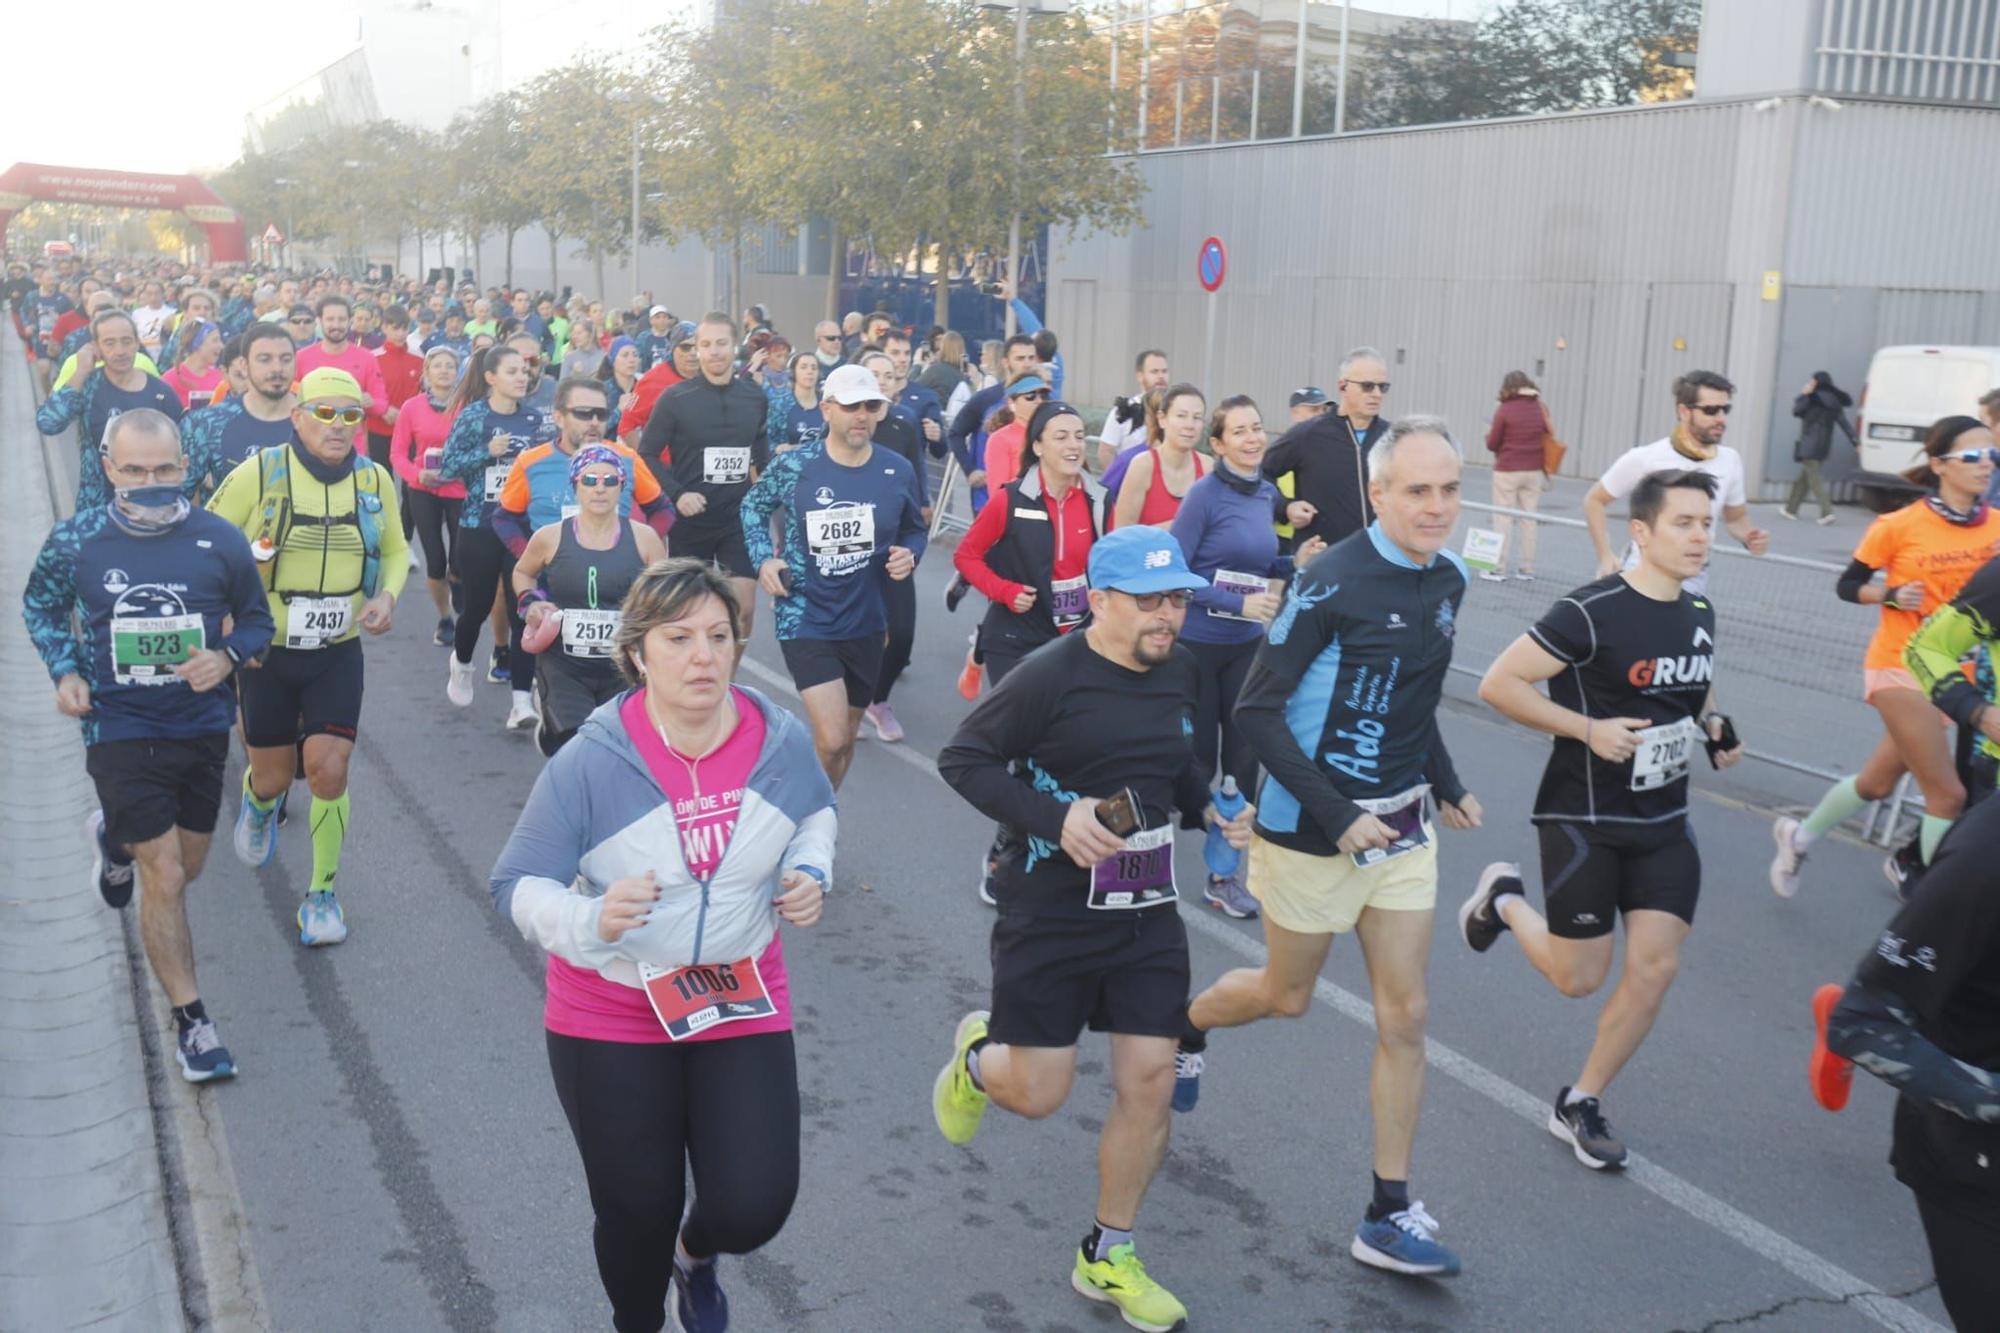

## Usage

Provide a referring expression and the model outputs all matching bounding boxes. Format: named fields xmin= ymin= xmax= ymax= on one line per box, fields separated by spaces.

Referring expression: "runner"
xmin=618 ymin=319 xmax=697 ymax=448
xmin=740 ymin=364 xmax=926 ymax=787
xmin=1807 ymin=794 xmax=2000 ymax=1332
xmin=365 ymin=305 xmax=424 ymax=475
xmin=36 ymin=309 xmax=184 ymax=510
xmin=642 ymin=313 xmax=771 ymax=663
xmin=207 ymin=367 xmax=409 ymax=947
xmin=22 ymin=410 xmax=274 ymax=1082
xmin=1906 ymin=548 xmax=2000 ymax=803
xmin=1256 ymin=347 xmax=1392 ymax=548
xmin=491 ymin=559 xmax=832 ymax=1333
xmin=180 ymin=321 xmax=298 ymax=500
xmin=295 ymin=295 xmax=388 ymax=422
xmin=1175 ymin=417 xmax=1481 ymax=1278
xmin=493 ymin=376 xmax=674 ymax=560
xmin=389 ymin=344 xmax=470 ymax=645
xmin=1459 ymin=469 xmax=1744 ymax=1169
xmin=932 ymin=524 xmax=1251 ymax=1333
xmin=858 ymin=350 xmax=935 ymax=743
xmin=160 ymin=320 xmax=224 ymax=411
xmin=1097 ymin=348 xmax=1170 ymax=473
xmin=1770 ymin=414 xmax=2000 ymax=898
xmin=1169 ymin=394 xmax=1327 ymax=918
xmin=440 ymin=343 xmax=549 ymax=728
xmin=976 ymin=370 xmax=1053 ymax=494
xmin=773 ymin=354 xmax=824 ymax=452
xmin=1109 ymin=383 xmax=1208 ymax=530
xmin=513 ymin=443 xmax=668 ymax=755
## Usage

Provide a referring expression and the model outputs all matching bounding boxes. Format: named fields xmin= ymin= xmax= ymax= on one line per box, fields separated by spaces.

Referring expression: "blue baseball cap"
xmin=1087 ymin=526 xmax=1208 ymax=596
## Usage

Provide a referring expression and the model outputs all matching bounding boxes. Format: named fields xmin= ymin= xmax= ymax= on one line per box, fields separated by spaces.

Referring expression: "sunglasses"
xmin=1015 ymin=389 xmax=1050 ymax=402
xmin=1341 ymin=380 xmax=1390 ymax=394
xmin=519 ymin=354 xmax=542 ymax=368
xmin=1944 ymin=447 xmax=2000 ymax=465
xmin=818 ymin=334 xmax=840 ymax=342
xmin=576 ymin=473 xmax=624 ymax=488
xmin=565 ymin=406 xmax=610 ymax=421
xmin=1118 ymin=589 xmax=1193 ymax=611
xmin=288 ymin=317 xmax=314 ymax=325
xmin=307 ymin=405 xmax=365 ymax=426
xmin=1691 ymin=403 xmax=1733 ymax=416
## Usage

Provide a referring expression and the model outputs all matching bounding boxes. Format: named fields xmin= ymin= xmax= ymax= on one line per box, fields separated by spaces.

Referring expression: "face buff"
xmin=109 ymin=483 xmax=192 ymax=536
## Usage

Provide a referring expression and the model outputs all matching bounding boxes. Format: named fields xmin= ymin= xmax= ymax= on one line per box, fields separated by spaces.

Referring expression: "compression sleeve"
xmin=1835 ymin=558 xmax=1874 ymax=604
xmin=21 ymin=523 xmax=82 ymax=681
xmin=1905 ymin=602 xmax=1988 ymax=728
xmin=1827 ymin=983 xmax=2000 ymax=1123
xmin=35 ymin=384 xmax=82 ymax=436
xmin=937 ymin=654 xmax=1073 ymax=845
xmin=739 ymin=446 xmax=797 ymax=571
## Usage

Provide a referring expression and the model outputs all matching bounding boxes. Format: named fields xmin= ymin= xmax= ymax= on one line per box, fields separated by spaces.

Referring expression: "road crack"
xmin=1670 ymin=1277 xmax=1939 ymax=1332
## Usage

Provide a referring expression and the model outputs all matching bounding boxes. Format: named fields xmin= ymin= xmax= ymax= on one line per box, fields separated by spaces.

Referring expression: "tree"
xmin=517 ymin=57 xmax=653 ymax=303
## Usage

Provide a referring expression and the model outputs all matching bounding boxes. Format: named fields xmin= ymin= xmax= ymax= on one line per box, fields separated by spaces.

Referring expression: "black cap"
xmin=1290 ymin=385 xmax=1329 ymax=407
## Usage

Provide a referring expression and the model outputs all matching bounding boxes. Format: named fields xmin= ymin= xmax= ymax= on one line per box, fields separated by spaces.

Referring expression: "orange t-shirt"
xmin=1854 ymin=500 xmax=2000 ymax=669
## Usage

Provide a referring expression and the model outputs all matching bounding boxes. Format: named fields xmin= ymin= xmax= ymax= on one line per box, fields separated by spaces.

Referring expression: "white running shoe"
xmin=447 ymin=656 xmax=477 ymax=708
xmin=1770 ymin=817 xmax=1806 ymax=899
xmin=506 ymin=694 xmax=540 ymax=732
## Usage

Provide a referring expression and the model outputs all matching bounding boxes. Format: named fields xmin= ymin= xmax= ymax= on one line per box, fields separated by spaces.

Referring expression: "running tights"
xmin=547 ymin=1030 xmax=800 ymax=1333
xmin=873 ymin=573 xmax=917 ymax=705
xmin=404 ymin=489 xmax=463 ymax=584
xmin=452 ymin=526 xmax=526 ymax=679
xmin=1186 ymin=637 xmax=1260 ymax=793
xmin=1915 ymin=1190 xmax=2000 ymax=1330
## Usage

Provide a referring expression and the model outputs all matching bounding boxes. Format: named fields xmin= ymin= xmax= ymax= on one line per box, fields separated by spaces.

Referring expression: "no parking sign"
xmin=1197 ymin=236 xmax=1227 ymax=292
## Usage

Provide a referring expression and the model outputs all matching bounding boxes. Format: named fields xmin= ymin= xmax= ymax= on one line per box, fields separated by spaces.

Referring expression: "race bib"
xmin=1050 ymin=574 xmax=1089 ymax=627
xmin=111 ymin=613 xmax=204 ymax=686
xmin=561 ymin=607 xmax=620 ymax=658
xmin=703 ymin=446 xmax=750 ymax=484
xmin=285 ymin=596 xmax=352 ymax=650
xmin=483 ymin=463 xmax=508 ymax=502
xmin=1211 ymin=569 xmax=1272 ymax=622
xmin=806 ymin=505 xmax=876 ymax=560
xmin=1351 ymin=784 xmax=1432 ymax=869
xmin=1630 ymin=717 xmax=1701 ymax=792
xmin=1088 ymin=823 xmax=1178 ymax=910
xmin=638 ymin=955 xmax=776 ymax=1041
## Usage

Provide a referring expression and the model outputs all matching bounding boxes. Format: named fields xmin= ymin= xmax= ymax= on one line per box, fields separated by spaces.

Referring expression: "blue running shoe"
xmin=672 ymin=1254 xmax=728 ymax=1332
xmin=486 ymin=646 xmax=510 ymax=684
xmin=232 ymin=783 xmax=279 ymax=868
xmin=297 ymin=890 xmax=348 ymax=947
xmin=175 ymin=1017 xmax=237 ymax=1084
xmin=1351 ymin=1201 xmax=1460 ymax=1277
xmin=1202 ymin=873 xmax=1259 ymax=919
xmin=1171 ymin=1046 xmax=1203 ymax=1113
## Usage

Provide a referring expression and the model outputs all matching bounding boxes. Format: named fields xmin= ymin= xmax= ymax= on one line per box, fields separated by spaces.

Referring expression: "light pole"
xmin=1007 ymin=0 xmax=1025 ymax=338
xmin=272 ymin=177 xmax=298 ymax=269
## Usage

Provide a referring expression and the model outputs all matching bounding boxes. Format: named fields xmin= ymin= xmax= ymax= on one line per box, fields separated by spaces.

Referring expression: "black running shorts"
xmin=669 ymin=521 xmax=755 ymax=579
xmin=987 ymin=908 xmax=1190 ymax=1048
xmin=778 ymin=635 xmax=885 ymax=710
xmin=85 ymin=733 xmax=230 ymax=847
xmin=1536 ymin=819 xmax=1701 ymax=940
xmin=238 ymin=638 xmax=366 ymax=748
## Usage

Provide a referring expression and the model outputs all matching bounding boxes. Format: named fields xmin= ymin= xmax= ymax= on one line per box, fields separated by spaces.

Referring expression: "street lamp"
xmin=271 ymin=177 xmax=299 ymax=269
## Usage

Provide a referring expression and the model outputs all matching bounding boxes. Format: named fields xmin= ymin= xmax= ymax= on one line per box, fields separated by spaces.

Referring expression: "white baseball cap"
xmin=822 ymin=364 xmax=887 ymax=406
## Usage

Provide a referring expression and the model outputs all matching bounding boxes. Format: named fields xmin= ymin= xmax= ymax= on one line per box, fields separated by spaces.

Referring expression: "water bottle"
xmin=1204 ymin=775 xmax=1247 ymax=878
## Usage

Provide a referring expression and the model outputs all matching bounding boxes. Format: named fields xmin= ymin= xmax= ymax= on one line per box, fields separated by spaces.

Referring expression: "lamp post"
xmin=271 ymin=177 xmax=298 ymax=269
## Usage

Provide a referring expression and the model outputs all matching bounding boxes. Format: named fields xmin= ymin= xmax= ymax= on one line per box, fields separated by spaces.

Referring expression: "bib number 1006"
xmin=667 ymin=962 xmax=742 ymax=1002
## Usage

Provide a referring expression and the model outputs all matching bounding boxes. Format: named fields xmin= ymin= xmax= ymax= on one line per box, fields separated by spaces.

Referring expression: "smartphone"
xmin=1095 ymin=788 xmax=1142 ymax=837
xmin=777 ymin=567 xmax=795 ymax=596
xmin=1705 ymin=714 xmax=1740 ymax=768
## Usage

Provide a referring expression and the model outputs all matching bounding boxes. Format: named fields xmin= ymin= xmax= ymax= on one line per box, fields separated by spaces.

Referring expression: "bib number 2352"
xmin=639 ymin=956 xmax=775 ymax=1040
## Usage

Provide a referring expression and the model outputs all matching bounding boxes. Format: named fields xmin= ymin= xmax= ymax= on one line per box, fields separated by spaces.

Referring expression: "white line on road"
xmin=739 ymin=655 xmax=1945 ymax=1333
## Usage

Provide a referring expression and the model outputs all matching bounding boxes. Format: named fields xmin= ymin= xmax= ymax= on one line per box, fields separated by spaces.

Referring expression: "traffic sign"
xmin=1197 ymin=236 xmax=1226 ymax=292
xmin=262 ymin=223 xmax=284 ymax=246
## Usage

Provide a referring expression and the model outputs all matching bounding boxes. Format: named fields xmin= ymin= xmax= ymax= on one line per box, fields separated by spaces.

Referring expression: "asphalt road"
xmin=173 ymin=550 xmax=1956 ymax=1332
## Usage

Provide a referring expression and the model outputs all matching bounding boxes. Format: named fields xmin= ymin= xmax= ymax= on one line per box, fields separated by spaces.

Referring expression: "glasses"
xmin=1015 ymin=390 xmax=1050 ymax=402
xmin=565 ymin=406 xmax=611 ymax=422
xmin=576 ymin=473 xmax=624 ymax=488
xmin=1691 ymin=403 xmax=1733 ymax=417
xmin=306 ymin=405 xmax=366 ymax=426
xmin=288 ymin=317 xmax=313 ymax=326
xmin=841 ymin=400 xmax=887 ymax=414
xmin=1944 ymin=447 xmax=2000 ymax=465
xmin=818 ymin=334 xmax=840 ymax=342
xmin=1117 ymin=589 xmax=1193 ymax=611
xmin=1342 ymin=380 xmax=1390 ymax=394
xmin=519 ymin=354 xmax=542 ymax=368
xmin=105 ymin=461 xmax=188 ymax=484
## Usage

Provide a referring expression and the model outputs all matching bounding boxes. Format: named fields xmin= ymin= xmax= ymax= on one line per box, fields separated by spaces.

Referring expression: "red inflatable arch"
xmin=0 ymin=162 xmax=247 ymax=263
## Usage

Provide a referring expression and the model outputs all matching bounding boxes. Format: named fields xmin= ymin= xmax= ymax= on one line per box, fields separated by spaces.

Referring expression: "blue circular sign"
xmin=1197 ymin=236 xmax=1226 ymax=292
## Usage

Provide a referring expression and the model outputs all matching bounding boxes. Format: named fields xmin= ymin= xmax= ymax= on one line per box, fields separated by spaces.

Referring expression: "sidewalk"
xmin=0 ymin=324 xmax=185 ymax=1330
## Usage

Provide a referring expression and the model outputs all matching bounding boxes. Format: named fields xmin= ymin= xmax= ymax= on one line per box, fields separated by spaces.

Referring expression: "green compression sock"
xmin=243 ymin=769 xmax=280 ymax=812
xmin=309 ymin=792 xmax=351 ymax=892
xmin=1796 ymin=776 xmax=1866 ymax=847
xmin=1919 ymin=814 xmax=1952 ymax=864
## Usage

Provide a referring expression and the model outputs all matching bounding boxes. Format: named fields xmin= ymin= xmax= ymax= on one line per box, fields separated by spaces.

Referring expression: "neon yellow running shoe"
xmin=1071 ymin=1242 xmax=1188 ymax=1332
xmin=932 ymin=1009 xmax=990 ymax=1146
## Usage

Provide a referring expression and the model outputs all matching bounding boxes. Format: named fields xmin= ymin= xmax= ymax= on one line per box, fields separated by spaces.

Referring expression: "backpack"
xmin=250 ymin=445 xmax=387 ymax=598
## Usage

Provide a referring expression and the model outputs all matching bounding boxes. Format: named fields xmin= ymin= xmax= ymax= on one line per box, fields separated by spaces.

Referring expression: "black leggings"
xmin=873 ymin=573 xmax=917 ymax=704
xmin=1186 ymin=636 xmax=1259 ymax=794
xmin=547 ymin=1030 xmax=801 ymax=1333
xmin=452 ymin=526 xmax=526 ymax=678
xmin=1915 ymin=1189 xmax=2000 ymax=1330
xmin=405 ymin=489 xmax=463 ymax=584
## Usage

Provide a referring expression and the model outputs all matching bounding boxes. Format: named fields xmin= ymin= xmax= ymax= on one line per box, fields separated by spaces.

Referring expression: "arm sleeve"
xmin=218 ymin=534 xmax=276 ymax=662
xmin=1836 ymin=557 xmax=1877 ymax=605
xmin=1907 ymin=560 xmax=2000 ymax=725
xmin=489 ymin=752 xmax=625 ymax=970
xmin=1232 ymin=592 xmax=1366 ymax=841
xmin=438 ymin=405 xmax=487 ymax=484
xmin=35 ymin=385 xmax=81 ymax=436
xmin=936 ymin=656 xmax=1073 ymax=844
xmin=739 ymin=449 xmax=796 ymax=569
xmin=1826 ymin=983 xmax=2000 ymax=1122
xmin=21 ymin=526 xmax=82 ymax=681
xmin=951 ymin=493 xmax=1022 ymax=603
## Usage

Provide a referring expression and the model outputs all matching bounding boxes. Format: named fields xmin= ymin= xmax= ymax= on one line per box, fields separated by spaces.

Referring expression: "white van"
xmin=1855 ymin=345 xmax=2000 ymax=487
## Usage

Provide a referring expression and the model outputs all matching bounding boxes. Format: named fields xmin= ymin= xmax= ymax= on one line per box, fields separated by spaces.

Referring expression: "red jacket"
xmin=1486 ymin=395 xmax=1549 ymax=473
xmin=368 ymin=341 xmax=425 ymax=437
xmin=619 ymin=362 xmax=684 ymax=451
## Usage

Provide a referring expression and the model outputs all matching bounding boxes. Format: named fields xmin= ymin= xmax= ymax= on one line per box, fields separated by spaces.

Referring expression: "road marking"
xmin=740 ymin=654 xmax=1945 ymax=1333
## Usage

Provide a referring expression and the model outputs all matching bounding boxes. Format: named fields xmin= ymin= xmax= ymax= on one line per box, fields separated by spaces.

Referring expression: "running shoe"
xmin=1884 ymin=838 xmax=1923 ymax=900
xmin=232 ymin=783 xmax=279 ymax=868
xmin=1459 ymin=861 xmax=1520 ymax=953
xmin=1071 ymin=1242 xmax=1188 ymax=1332
xmin=671 ymin=1254 xmax=728 ymax=1333
xmin=1351 ymin=1201 xmax=1460 ymax=1277
xmin=1548 ymin=1088 xmax=1628 ymax=1169
xmin=447 ymin=656 xmax=477 ymax=707
xmin=1513 ymin=570 xmax=1535 ymax=581
xmin=433 ymin=614 xmax=455 ymax=647
xmin=864 ymin=702 xmax=905 ymax=743
xmin=1202 ymin=874 xmax=1258 ymax=919
xmin=506 ymin=695 xmax=540 ymax=732
xmin=87 ymin=810 xmax=135 ymax=909
xmin=1778 ymin=508 xmax=1799 ymax=522
xmin=1817 ymin=513 xmax=1838 ymax=526
xmin=1171 ymin=1047 xmax=1203 ymax=1114
xmin=956 ymin=648 xmax=983 ymax=701
xmin=274 ymin=789 xmax=290 ymax=830
xmin=175 ymin=1017 xmax=237 ymax=1084
xmin=932 ymin=1009 xmax=990 ymax=1146
xmin=297 ymin=890 xmax=348 ymax=947
xmin=1477 ymin=569 xmax=1506 ymax=583
xmin=1808 ymin=982 xmax=1854 ymax=1112
xmin=408 ymin=545 xmax=423 ymax=571
xmin=486 ymin=646 xmax=510 ymax=684
xmin=942 ymin=572 xmax=970 ymax=613
xmin=1769 ymin=817 xmax=1806 ymax=899
xmin=977 ymin=846 xmax=998 ymax=907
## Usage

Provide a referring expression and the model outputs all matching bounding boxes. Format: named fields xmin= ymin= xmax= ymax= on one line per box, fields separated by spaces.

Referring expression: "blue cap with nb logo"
xmin=1086 ymin=526 xmax=1208 ymax=596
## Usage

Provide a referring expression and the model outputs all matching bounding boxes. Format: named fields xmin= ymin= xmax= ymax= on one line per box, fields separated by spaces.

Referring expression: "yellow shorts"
xmin=1245 ymin=832 xmax=1438 ymax=936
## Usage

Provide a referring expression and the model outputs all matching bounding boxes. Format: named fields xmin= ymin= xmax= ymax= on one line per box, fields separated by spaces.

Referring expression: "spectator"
xmin=1483 ymin=370 xmax=1552 ymax=581
xmin=1785 ymin=371 xmax=1856 ymax=524
xmin=1286 ymin=385 xmax=1331 ymax=425
xmin=1099 ymin=349 xmax=1170 ymax=472
xmin=919 ymin=330 xmax=970 ymax=409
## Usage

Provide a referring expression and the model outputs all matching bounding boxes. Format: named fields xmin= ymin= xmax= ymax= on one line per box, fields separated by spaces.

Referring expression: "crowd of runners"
xmin=10 ymin=249 xmax=2000 ymax=1332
